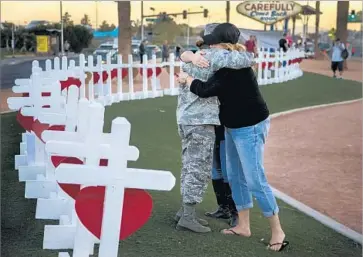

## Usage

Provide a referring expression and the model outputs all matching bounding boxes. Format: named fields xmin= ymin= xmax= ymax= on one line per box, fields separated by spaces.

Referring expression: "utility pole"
xmin=60 ymin=1 xmax=64 ymax=55
xmin=141 ymin=1 xmax=144 ymax=40
xmin=226 ymin=1 xmax=230 ymax=23
xmin=96 ymin=0 xmax=99 ymax=29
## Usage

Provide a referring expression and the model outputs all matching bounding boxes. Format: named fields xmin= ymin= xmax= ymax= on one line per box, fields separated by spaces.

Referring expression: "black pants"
xmin=331 ymin=61 xmax=343 ymax=72
xmin=140 ymin=54 xmax=144 ymax=64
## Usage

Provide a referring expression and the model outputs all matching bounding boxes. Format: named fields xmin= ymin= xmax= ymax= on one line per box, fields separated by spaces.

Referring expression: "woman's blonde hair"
xmin=195 ymin=40 xmax=246 ymax=52
xmin=218 ymin=43 xmax=246 ymax=52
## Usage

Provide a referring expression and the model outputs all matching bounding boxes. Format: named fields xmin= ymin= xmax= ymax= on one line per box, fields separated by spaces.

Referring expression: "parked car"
xmin=146 ymin=45 xmax=162 ymax=58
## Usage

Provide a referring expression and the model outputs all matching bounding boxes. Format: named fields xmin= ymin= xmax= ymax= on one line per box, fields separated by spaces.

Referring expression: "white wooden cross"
xmin=24 ymin=85 xmax=81 ymax=200
xmin=7 ymin=71 xmax=65 ymax=118
xmin=45 ymin=102 xmax=175 ymax=257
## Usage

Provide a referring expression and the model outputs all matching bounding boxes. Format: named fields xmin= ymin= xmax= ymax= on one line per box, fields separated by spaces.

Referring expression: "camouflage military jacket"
xmin=176 ymin=48 xmax=255 ymax=125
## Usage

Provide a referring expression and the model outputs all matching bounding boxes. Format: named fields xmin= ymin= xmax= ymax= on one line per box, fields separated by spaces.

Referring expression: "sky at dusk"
xmin=1 ymin=1 xmax=362 ymax=32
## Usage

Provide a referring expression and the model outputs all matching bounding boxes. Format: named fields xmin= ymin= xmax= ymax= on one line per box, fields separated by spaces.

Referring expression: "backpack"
xmin=341 ymin=48 xmax=349 ymax=59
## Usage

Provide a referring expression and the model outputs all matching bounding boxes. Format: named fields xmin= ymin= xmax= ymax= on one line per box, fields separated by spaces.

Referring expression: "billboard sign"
xmin=236 ymin=1 xmax=303 ymax=25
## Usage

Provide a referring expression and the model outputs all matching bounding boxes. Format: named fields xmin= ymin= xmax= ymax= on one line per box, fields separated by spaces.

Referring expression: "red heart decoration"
xmin=110 ymin=68 xmax=128 ymax=79
xmin=140 ymin=68 xmax=153 ymax=78
xmin=32 ymin=121 xmax=65 ymax=143
xmin=17 ymin=109 xmax=34 ymax=132
xmin=51 ymin=156 xmax=108 ymax=199
xmin=75 ymin=186 xmax=153 ymax=240
xmin=60 ymin=77 xmax=82 ymax=91
xmin=32 ymin=120 xmax=50 ymax=141
xmin=93 ymin=71 xmax=109 ymax=84
xmin=155 ymin=67 xmax=162 ymax=77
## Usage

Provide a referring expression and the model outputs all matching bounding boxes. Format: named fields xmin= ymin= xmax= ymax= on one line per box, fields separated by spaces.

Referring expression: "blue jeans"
xmin=211 ymin=140 xmax=228 ymax=182
xmin=225 ymin=118 xmax=279 ymax=218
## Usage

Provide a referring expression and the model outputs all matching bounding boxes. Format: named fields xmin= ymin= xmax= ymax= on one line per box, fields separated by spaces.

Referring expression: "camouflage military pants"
xmin=178 ymin=124 xmax=215 ymax=204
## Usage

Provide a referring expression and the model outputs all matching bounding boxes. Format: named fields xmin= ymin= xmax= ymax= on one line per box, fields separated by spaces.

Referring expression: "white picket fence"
xmin=6 ymin=47 xmax=305 ymax=257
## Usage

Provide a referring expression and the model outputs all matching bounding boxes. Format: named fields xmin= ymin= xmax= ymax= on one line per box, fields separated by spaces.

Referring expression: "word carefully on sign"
xmin=236 ymin=1 xmax=303 ymax=25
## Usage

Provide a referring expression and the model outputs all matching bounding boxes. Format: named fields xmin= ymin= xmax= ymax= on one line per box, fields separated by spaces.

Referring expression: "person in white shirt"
xmin=330 ymin=38 xmax=346 ymax=79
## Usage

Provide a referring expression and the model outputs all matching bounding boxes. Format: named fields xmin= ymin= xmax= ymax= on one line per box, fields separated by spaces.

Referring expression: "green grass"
xmin=1 ymin=73 xmax=362 ymax=257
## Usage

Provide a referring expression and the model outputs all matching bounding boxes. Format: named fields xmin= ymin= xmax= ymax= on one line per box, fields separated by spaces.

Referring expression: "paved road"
xmin=0 ymin=57 xmax=79 ymax=90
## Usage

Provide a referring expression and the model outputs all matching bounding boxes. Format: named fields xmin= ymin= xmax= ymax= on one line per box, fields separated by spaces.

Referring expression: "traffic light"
xmin=183 ymin=10 xmax=187 ymax=19
xmin=203 ymin=9 xmax=208 ymax=18
xmin=348 ymin=10 xmax=356 ymax=22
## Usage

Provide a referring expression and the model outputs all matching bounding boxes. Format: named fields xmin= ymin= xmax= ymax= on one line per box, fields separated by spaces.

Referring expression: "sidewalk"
xmin=266 ymin=101 xmax=362 ymax=233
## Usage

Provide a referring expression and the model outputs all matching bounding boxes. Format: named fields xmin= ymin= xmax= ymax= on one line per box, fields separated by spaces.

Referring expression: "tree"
xmin=64 ymin=25 xmax=93 ymax=53
xmin=62 ymin=12 xmax=73 ymax=26
xmin=314 ymin=1 xmax=323 ymax=59
xmin=117 ymin=1 xmax=132 ymax=62
xmin=99 ymin=20 xmax=116 ymax=32
xmin=291 ymin=14 xmax=302 ymax=38
xmin=336 ymin=1 xmax=349 ymax=68
xmin=152 ymin=19 xmax=183 ymax=44
xmin=81 ymin=14 xmax=91 ymax=26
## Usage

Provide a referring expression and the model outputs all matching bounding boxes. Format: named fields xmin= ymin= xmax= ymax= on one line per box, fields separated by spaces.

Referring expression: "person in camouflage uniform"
xmin=174 ymin=23 xmax=255 ymax=233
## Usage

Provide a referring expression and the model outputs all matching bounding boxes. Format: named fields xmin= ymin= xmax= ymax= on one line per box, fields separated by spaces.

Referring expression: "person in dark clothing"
xmin=279 ymin=33 xmax=289 ymax=52
xmin=177 ymin=22 xmax=288 ymax=252
xmin=162 ymin=40 xmax=170 ymax=62
xmin=139 ymin=40 xmax=147 ymax=64
xmin=206 ymin=125 xmax=238 ymax=227
xmin=175 ymin=44 xmax=182 ymax=60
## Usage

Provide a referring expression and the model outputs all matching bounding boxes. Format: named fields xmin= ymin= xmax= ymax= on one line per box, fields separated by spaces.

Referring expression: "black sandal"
xmin=264 ymin=241 xmax=289 ymax=252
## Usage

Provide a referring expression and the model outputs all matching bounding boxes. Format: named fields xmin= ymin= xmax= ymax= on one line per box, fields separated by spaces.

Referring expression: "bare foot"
xmin=269 ymin=230 xmax=286 ymax=251
xmin=221 ymin=226 xmax=251 ymax=237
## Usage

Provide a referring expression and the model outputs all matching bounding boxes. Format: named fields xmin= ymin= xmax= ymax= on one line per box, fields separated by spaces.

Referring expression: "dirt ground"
xmin=265 ymin=101 xmax=362 ymax=233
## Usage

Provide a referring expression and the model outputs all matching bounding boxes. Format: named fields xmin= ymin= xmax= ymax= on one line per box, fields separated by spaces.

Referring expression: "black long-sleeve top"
xmin=189 ymin=67 xmax=269 ymax=129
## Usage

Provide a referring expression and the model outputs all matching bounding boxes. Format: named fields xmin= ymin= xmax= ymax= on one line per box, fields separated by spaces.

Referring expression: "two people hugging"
xmin=175 ymin=22 xmax=288 ymax=252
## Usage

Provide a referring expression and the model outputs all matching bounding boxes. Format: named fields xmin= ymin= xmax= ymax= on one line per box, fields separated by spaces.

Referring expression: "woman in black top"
xmin=177 ymin=23 xmax=288 ymax=252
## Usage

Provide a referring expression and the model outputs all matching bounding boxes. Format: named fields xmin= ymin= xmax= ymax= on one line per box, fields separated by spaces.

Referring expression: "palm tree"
xmin=336 ymin=1 xmax=349 ymax=41
xmin=291 ymin=14 xmax=302 ymax=38
xmin=117 ymin=1 xmax=132 ymax=62
xmin=336 ymin=1 xmax=349 ymax=68
xmin=314 ymin=1 xmax=322 ymax=59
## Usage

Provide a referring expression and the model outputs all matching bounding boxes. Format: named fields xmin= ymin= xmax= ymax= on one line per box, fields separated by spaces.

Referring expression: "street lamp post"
xmin=141 ymin=1 xmax=144 ymax=40
xmin=60 ymin=1 xmax=64 ymax=55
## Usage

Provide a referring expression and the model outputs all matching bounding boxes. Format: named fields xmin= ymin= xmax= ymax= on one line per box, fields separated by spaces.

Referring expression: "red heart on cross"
xmin=32 ymin=120 xmax=65 ymax=143
xmin=60 ymin=77 xmax=82 ymax=91
xmin=140 ymin=68 xmax=153 ymax=78
xmin=17 ymin=109 xmax=34 ymax=132
xmin=75 ymin=186 xmax=153 ymax=240
xmin=110 ymin=68 xmax=128 ymax=80
xmin=140 ymin=67 xmax=163 ymax=78
xmin=93 ymin=71 xmax=109 ymax=84
xmin=51 ymin=156 xmax=108 ymax=199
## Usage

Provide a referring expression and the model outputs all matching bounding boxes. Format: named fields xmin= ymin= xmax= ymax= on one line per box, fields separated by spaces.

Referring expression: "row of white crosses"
xmin=255 ymin=47 xmax=305 ymax=86
xmin=8 ymin=65 xmax=176 ymax=256
xmin=27 ymin=53 xmax=180 ymax=106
